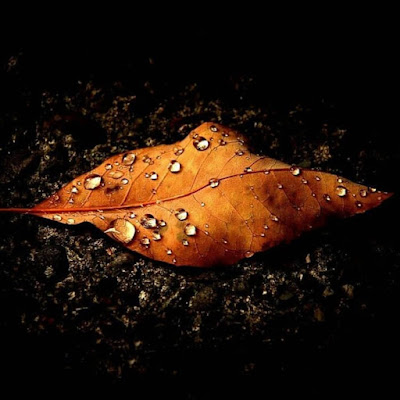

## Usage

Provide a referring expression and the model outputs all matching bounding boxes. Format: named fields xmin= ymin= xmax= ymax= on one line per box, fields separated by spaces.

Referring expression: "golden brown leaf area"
xmin=32 ymin=123 xmax=392 ymax=267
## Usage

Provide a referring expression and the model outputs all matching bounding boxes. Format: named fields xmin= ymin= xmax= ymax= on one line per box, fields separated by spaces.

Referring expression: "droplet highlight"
xmin=84 ymin=174 xmax=102 ymax=190
xmin=209 ymin=178 xmax=220 ymax=188
xmin=140 ymin=214 xmax=157 ymax=229
xmin=193 ymin=137 xmax=210 ymax=151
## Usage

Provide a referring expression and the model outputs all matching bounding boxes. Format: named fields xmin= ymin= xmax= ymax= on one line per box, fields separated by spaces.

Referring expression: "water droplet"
xmin=209 ymin=178 xmax=220 ymax=188
xmin=66 ymin=218 xmax=74 ymax=224
xmin=151 ymin=189 xmax=157 ymax=195
xmin=53 ymin=215 xmax=62 ymax=221
xmin=104 ymin=219 xmax=136 ymax=243
xmin=84 ymin=174 xmax=102 ymax=190
xmin=174 ymin=146 xmax=184 ymax=156
xmin=222 ymin=132 xmax=229 ymax=137
xmin=312 ymin=193 xmax=316 ymax=197
xmin=142 ymin=155 xmax=152 ymax=164
xmin=218 ymin=139 xmax=226 ymax=146
xmin=114 ymin=161 xmax=120 ymax=166
xmin=185 ymin=224 xmax=197 ymax=236
xmin=129 ymin=213 xmax=136 ymax=219
xmin=261 ymin=233 xmax=266 ymax=237
xmin=369 ymin=187 xmax=377 ymax=193
xmin=141 ymin=237 xmax=150 ymax=245
xmin=210 ymin=125 xmax=218 ymax=132
xmin=301 ymin=178 xmax=308 ymax=184
xmin=109 ymin=171 xmax=124 ymax=179
xmin=76 ymin=181 xmax=81 ymax=186
xmin=172 ymin=258 xmax=177 ymax=264
xmin=159 ymin=220 xmax=167 ymax=227
xmin=264 ymin=170 xmax=270 ymax=175
xmin=356 ymin=201 xmax=363 ymax=208
xmin=152 ymin=231 xmax=162 ymax=241
xmin=271 ymin=215 xmax=279 ymax=222
xmin=337 ymin=178 xmax=343 ymax=183
xmin=192 ymin=133 xmax=199 ymax=139
xmin=235 ymin=150 xmax=244 ymax=156
xmin=105 ymin=164 xmax=112 ymax=170
xmin=68 ymin=198 xmax=74 ymax=204
xmin=277 ymin=184 xmax=283 ymax=189
xmin=121 ymin=178 xmax=129 ymax=185
xmin=315 ymin=176 xmax=321 ymax=181
xmin=193 ymin=136 xmax=210 ymax=151
xmin=182 ymin=239 xmax=189 ymax=246
xmin=290 ymin=166 xmax=301 ymax=176
xmin=175 ymin=208 xmax=188 ymax=221
xmin=166 ymin=249 xmax=172 ymax=255
xmin=150 ymin=172 xmax=158 ymax=180
xmin=122 ymin=153 xmax=136 ymax=166
xmin=323 ymin=194 xmax=331 ymax=202
xmin=140 ymin=214 xmax=157 ymax=229
xmin=359 ymin=189 xmax=368 ymax=197
xmin=71 ymin=186 xmax=78 ymax=194
xmin=201 ymin=202 xmax=205 ymax=207
xmin=244 ymin=167 xmax=252 ymax=173
xmin=168 ymin=160 xmax=181 ymax=173
xmin=245 ymin=251 xmax=255 ymax=258
xmin=205 ymin=231 xmax=209 ymax=235
xmin=222 ymin=239 xmax=228 ymax=244
xmin=335 ymin=186 xmax=347 ymax=197
xmin=264 ymin=225 xmax=269 ymax=230
xmin=205 ymin=224 xmax=209 ymax=229
xmin=145 ymin=173 xmax=150 ymax=178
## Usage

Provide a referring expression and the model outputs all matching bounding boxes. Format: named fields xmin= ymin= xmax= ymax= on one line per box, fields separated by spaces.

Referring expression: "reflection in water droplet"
xmin=209 ymin=178 xmax=220 ymax=188
xmin=174 ymin=147 xmax=184 ymax=156
xmin=140 ymin=214 xmax=157 ymax=228
xmin=210 ymin=125 xmax=218 ymax=132
xmin=271 ymin=215 xmax=279 ymax=222
xmin=150 ymin=172 xmax=158 ymax=180
xmin=235 ymin=150 xmax=244 ymax=156
xmin=141 ymin=237 xmax=150 ymax=245
xmin=175 ymin=208 xmax=188 ymax=221
xmin=244 ymin=167 xmax=252 ymax=172
xmin=245 ymin=251 xmax=255 ymax=258
xmin=315 ymin=176 xmax=321 ymax=181
xmin=121 ymin=178 xmax=129 ymax=185
xmin=290 ymin=166 xmax=301 ymax=176
xmin=323 ymin=194 xmax=331 ymax=202
xmin=166 ymin=249 xmax=172 ymax=255
xmin=109 ymin=171 xmax=124 ymax=179
xmin=185 ymin=224 xmax=197 ymax=236
xmin=71 ymin=186 xmax=79 ymax=194
xmin=159 ymin=220 xmax=167 ymax=227
xmin=335 ymin=186 xmax=347 ymax=197
xmin=359 ymin=189 xmax=368 ymax=197
xmin=114 ymin=162 xmax=120 ymax=166
xmin=105 ymin=219 xmax=136 ymax=243
xmin=182 ymin=239 xmax=189 ymax=246
xmin=122 ymin=153 xmax=135 ymax=166
xmin=152 ymin=230 xmax=162 ymax=241
xmin=193 ymin=136 xmax=210 ymax=151
xmin=105 ymin=164 xmax=112 ymax=170
xmin=53 ymin=215 xmax=62 ymax=221
xmin=84 ymin=174 xmax=102 ymax=190
xmin=168 ymin=160 xmax=181 ymax=173
xmin=356 ymin=201 xmax=363 ymax=208
xmin=145 ymin=173 xmax=150 ymax=178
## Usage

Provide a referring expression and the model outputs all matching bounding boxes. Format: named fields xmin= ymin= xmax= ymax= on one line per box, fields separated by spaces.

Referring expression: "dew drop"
xmin=68 ymin=198 xmax=74 ymax=204
xmin=218 ymin=139 xmax=226 ymax=146
xmin=209 ymin=178 xmax=220 ymax=188
xmin=301 ymin=178 xmax=308 ymax=184
xmin=205 ymin=231 xmax=209 ymax=235
xmin=369 ymin=187 xmax=377 ymax=193
xmin=337 ymin=178 xmax=343 ymax=183
xmin=185 ymin=224 xmax=197 ymax=236
xmin=175 ymin=208 xmax=188 ymax=221
xmin=356 ymin=201 xmax=363 ymax=208
xmin=290 ymin=166 xmax=301 ymax=176
xmin=105 ymin=164 xmax=112 ymax=170
xmin=166 ymin=249 xmax=172 ymax=255
xmin=270 ymin=215 xmax=279 ymax=222
xmin=159 ymin=220 xmax=167 ymax=227
xmin=235 ymin=150 xmax=244 ymax=156
xmin=172 ymin=259 xmax=177 ymax=264
xmin=193 ymin=136 xmax=210 ymax=151
xmin=244 ymin=167 xmax=252 ymax=173
xmin=84 ymin=174 xmax=102 ymax=190
xmin=152 ymin=231 xmax=162 ymax=241
xmin=122 ymin=153 xmax=136 ymax=166
xmin=150 ymin=172 xmax=158 ymax=180
xmin=114 ymin=161 xmax=120 ymax=166
xmin=142 ymin=155 xmax=152 ymax=164
xmin=222 ymin=132 xmax=229 ymax=137
xmin=145 ymin=173 xmax=150 ymax=178
xmin=359 ymin=189 xmax=368 ymax=197
xmin=222 ymin=239 xmax=228 ymax=244
xmin=174 ymin=146 xmax=184 ymax=156
xmin=71 ymin=186 xmax=79 ymax=194
xmin=210 ymin=125 xmax=218 ymax=132
xmin=129 ymin=213 xmax=136 ymax=219
xmin=323 ymin=194 xmax=331 ymax=202
xmin=264 ymin=225 xmax=269 ymax=230
xmin=264 ymin=170 xmax=270 ymax=175
xmin=141 ymin=237 xmax=150 ymax=245
xmin=182 ymin=239 xmax=189 ymax=246
xmin=315 ymin=176 xmax=321 ymax=181
xmin=245 ymin=251 xmax=255 ymax=258
xmin=151 ymin=189 xmax=157 ymax=195
xmin=335 ymin=186 xmax=347 ymax=197
xmin=109 ymin=171 xmax=124 ymax=179
xmin=201 ymin=202 xmax=205 ymax=207
xmin=66 ymin=218 xmax=75 ymax=224
xmin=104 ymin=219 xmax=136 ymax=243
xmin=121 ymin=178 xmax=129 ymax=185
xmin=277 ymin=184 xmax=283 ymax=189
xmin=168 ymin=160 xmax=181 ymax=173
xmin=312 ymin=193 xmax=316 ymax=197
xmin=140 ymin=214 xmax=157 ymax=229
xmin=53 ymin=215 xmax=62 ymax=221
xmin=205 ymin=224 xmax=209 ymax=229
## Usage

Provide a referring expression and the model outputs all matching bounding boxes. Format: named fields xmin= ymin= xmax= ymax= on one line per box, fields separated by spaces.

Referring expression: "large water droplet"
xmin=140 ymin=214 xmax=157 ymax=229
xmin=210 ymin=125 xmax=218 ymax=132
xmin=290 ymin=166 xmax=301 ymax=176
xmin=235 ymin=150 xmax=244 ymax=156
xmin=71 ymin=186 xmax=79 ymax=194
xmin=359 ymin=189 xmax=368 ymax=197
xmin=323 ymin=194 xmax=331 ymax=202
xmin=335 ymin=186 xmax=347 ymax=197
xmin=245 ymin=251 xmax=255 ymax=258
xmin=104 ymin=219 xmax=136 ymax=243
xmin=84 ymin=174 xmax=102 ymax=190
xmin=109 ymin=171 xmax=124 ymax=179
xmin=209 ymin=178 xmax=220 ymax=188
xmin=175 ymin=208 xmax=188 ymax=221
xmin=182 ymin=239 xmax=189 ymax=246
xmin=193 ymin=137 xmax=210 ymax=151
xmin=121 ymin=178 xmax=129 ymax=185
xmin=152 ymin=230 xmax=162 ymax=241
xmin=174 ymin=146 xmax=184 ymax=156
xmin=185 ymin=224 xmax=197 ymax=236
xmin=122 ymin=153 xmax=136 ymax=166
xmin=150 ymin=172 xmax=158 ymax=180
xmin=168 ymin=160 xmax=181 ymax=173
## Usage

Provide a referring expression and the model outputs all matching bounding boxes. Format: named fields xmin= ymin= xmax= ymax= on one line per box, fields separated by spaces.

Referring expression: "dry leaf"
xmin=1 ymin=123 xmax=392 ymax=267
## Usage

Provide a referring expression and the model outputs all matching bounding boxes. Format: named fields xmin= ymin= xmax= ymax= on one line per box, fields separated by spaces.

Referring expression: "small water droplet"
xmin=222 ymin=239 xmax=228 ymax=244
xmin=261 ymin=233 xmax=265 ymax=237
xmin=244 ymin=167 xmax=252 ymax=173
xmin=369 ymin=187 xmax=377 ymax=193
xmin=210 ymin=125 xmax=218 ymax=132
xmin=140 ymin=214 xmax=157 ymax=229
xmin=222 ymin=132 xmax=229 ymax=137
xmin=145 ymin=173 xmax=150 ymax=178
xmin=121 ymin=178 xmax=129 ymax=185
xmin=53 ymin=215 xmax=62 ymax=221
xmin=150 ymin=172 xmax=158 ymax=180
xmin=152 ymin=231 xmax=162 ymax=241
xmin=151 ymin=189 xmax=157 ymax=195
xmin=205 ymin=224 xmax=209 ymax=229
xmin=166 ymin=249 xmax=172 ymax=255
xmin=245 ymin=251 xmax=254 ymax=258
xmin=175 ymin=208 xmax=188 ymax=221
xmin=377 ymin=196 xmax=382 ymax=201
xmin=312 ymin=193 xmax=316 ymax=197
xmin=114 ymin=161 xmax=120 ymax=166
xmin=290 ymin=166 xmax=301 ymax=176
xmin=172 ymin=258 xmax=177 ymax=264
xmin=277 ymin=184 xmax=283 ymax=189
xmin=323 ymin=194 xmax=331 ymax=202
xmin=337 ymin=178 xmax=343 ymax=183
xmin=301 ymin=178 xmax=308 ymax=184
xmin=105 ymin=164 xmax=112 ymax=170
xmin=315 ymin=176 xmax=321 ymax=181
xmin=174 ymin=146 xmax=184 ymax=156
xmin=235 ymin=150 xmax=244 ymax=156
xmin=240 ymin=174 xmax=244 ymax=178
xmin=71 ymin=186 xmax=78 ymax=194
xmin=201 ymin=202 xmax=205 ymax=207
xmin=141 ymin=237 xmax=150 ymax=245
xmin=142 ymin=155 xmax=152 ymax=164
xmin=185 ymin=224 xmax=197 ymax=236
xmin=66 ymin=218 xmax=74 ymax=224
xmin=359 ymin=189 xmax=368 ymax=197
xmin=264 ymin=170 xmax=270 ymax=175
xmin=68 ymin=198 xmax=74 ymax=204
xmin=205 ymin=231 xmax=209 ymax=235
xmin=270 ymin=215 xmax=279 ymax=222
xmin=130 ymin=213 xmax=136 ymax=219
xmin=209 ymin=178 xmax=220 ymax=188
xmin=218 ymin=139 xmax=226 ymax=146
xmin=182 ymin=239 xmax=189 ymax=246
xmin=168 ymin=160 xmax=181 ymax=173
xmin=122 ymin=153 xmax=136 ymax=166
xmin=104 ymin=219 xmax=136 ymax=243
xmin=109 ymin=171 xmax=124 ymax=179
xmin=335 ymin=186 xmax=347 ymax=197
xmin=264 ymin=225 xmax=269 ymax=230
xmin=84 ymin=174 xmax=102 ymax=190
xmin=193 ymin=136 xmax=210 ymax=151
xmin=76 ymin=181 xmax=81 ymax=186
xmin=159 ymin=220 xmax=167 ymax=227
xmin=356 ymin=201 xmax=363 ymax=208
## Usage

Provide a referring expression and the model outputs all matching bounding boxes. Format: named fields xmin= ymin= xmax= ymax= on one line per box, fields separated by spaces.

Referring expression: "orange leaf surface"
xmin=9 ymin=123 xmax=393 ymax=267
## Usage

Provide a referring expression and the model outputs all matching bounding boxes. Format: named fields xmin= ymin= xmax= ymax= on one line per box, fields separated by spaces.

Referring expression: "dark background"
xmin=0 ymin=11 xmax=399 ymax=397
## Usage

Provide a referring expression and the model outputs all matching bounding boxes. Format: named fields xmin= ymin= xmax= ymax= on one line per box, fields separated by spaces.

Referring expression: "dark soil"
xmin=1 ymin=23 xmax=399 ymax=397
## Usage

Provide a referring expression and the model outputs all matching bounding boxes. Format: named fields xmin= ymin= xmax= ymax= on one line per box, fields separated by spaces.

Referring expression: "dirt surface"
xmin=0 ymin=28 xmax=399 ymax=396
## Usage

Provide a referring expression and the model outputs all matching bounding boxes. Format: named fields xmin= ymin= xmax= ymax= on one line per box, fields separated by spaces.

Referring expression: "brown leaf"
xmin=10 ymin=123 xmax=395 ymax=267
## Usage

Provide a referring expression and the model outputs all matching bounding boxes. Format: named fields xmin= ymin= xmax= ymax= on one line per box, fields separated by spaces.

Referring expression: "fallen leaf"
xmin=0 ymin=123 xmax=392 ymax=267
